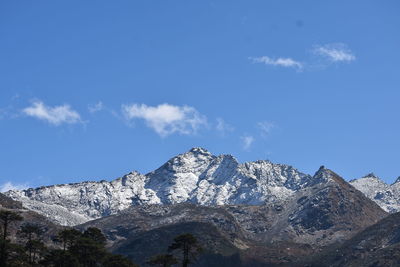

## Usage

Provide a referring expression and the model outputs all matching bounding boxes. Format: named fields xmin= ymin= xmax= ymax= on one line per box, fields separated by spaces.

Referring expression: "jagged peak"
xmin=362 ymin=172 xmax=380 ymax=179
xmin=252 ymin=159 xmax=273 ymax=165
xmin=168 ymin=147 xmax=214 ymax=161
xmin=314 ymin=165 xmax=328 ymax=176
xmin=117 ymin=170 xmax=143 ymax=179
xmin=127 ymin=170 xmax=142 ymax=176
xmin=188 ymin=147 xmax=212 ymax=155
xmin=310 ymin=166 xmax=352 ymax=189
xmin=309 ymin=166 xmax=335 ymax=184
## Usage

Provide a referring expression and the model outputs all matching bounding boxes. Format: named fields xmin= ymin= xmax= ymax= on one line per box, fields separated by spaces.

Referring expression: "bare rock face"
xmin=5 ymin=148 xmax=312 ymax=226
xmin=350 ymin=173 xmax=400 ymax=213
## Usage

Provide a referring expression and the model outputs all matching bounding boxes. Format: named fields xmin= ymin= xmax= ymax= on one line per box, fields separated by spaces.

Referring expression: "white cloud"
xmin=0 ymin=181 xmax=29 ymax=192
xmin=23 ymin=101 xmax=82 ymax=126
xmin=313 ymin=43 xmax=355 ymax=62
xmin=258 ymin=121 xmax=275 ymax=137
xmin=249 ymin=56 xmax=303 ymax=70
xmin=241 ymin=135 xmax=255 ymax=151
xmin=216 ymin=118 xmax=234 ymax=136
xmin=122 ymin=103 xmax=207 ymax=137
xmin=88 ymin=101 xmax=103 ymax=113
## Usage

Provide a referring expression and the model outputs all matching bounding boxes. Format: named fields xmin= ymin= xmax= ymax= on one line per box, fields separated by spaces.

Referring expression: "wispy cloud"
xmin=257 ymin=121 xmax=275 ymax=137
xmin=241 ymin=135 xmax=255 ymax=151
xmin=0 ymin=181 xmax=29 ymax=192
xmin=251 ymin=43 xmax=355 ymax=72
xmin=88 ymin=101 xmax=103 ymax=113
xmin=249 ymin=56 xmax=303 ymax=70
xmin=122 ymin=103 xmax=207 ymax=137
xmin=312 ymin=43 xmax=355 ymax=62
xmin=23 ymin=101 xmax=82 ymax=126
xmin=216 ymin=118 xmax=234 ymax=136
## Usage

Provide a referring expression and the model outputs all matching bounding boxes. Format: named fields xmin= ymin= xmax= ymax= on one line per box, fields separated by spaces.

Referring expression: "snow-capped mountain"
xmin=5 ymin=147 xmax=392 ymax=227
xmin=5 ymin=147 xmax=317 ymax=226
xmin=350 ymin=173 xmax=400 ymax=213
xmin=82 ymin=166 xmax=386 ymax=261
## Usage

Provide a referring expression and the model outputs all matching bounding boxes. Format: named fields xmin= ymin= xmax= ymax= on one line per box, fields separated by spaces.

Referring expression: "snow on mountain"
xmin=350 ymin=173 xmax=400 ymax=213
xmin=6 ymin=148 xmax=320 ymax=226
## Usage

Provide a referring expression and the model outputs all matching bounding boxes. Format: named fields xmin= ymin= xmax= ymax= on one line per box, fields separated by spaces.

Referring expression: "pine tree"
xmin=168 ymin=233 xmax=202 ymax=267
xmin=40 ymin=249 xmax=80 ymax=267
xmin=102 ymin=254 xmax=138 ymax=267
xmin=82 ymin=227 xmax=106 ymax=246
xmin=54 ymin=228 xmax=82 ymax=251
xmin=19 ymin=223 xmax=44 ymax=264
xmin=0 ymin=210 xmax=23 ymax=267
xmin=69 ymin=228 xmax=107 ymax=267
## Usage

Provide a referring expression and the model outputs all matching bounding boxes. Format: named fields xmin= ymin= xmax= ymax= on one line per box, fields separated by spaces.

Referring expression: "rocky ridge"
xmin=5 ymin=147 xmax=396 ymax=227
xmin=350 ymin=173 xmax=400 ymax=213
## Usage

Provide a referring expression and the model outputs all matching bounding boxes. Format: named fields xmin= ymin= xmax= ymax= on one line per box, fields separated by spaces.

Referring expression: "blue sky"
xmin=1 ymin=1 xmax=400 ymax=190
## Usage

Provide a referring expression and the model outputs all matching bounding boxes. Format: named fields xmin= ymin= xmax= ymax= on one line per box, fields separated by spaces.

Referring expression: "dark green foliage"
xmin=51 ymin=227 xmax=137 ymax=267
xmin=54 ymin=228 xmax=81 ymax=251
xmin=102 ymin=254 xmax=138 ymax=267
xmin=41 ymin=249 xmax=80 ymax=267
xmin=69 ymin=234 xmax=106 ymax=267
xmin=147 ymin=254 xmax=178 ymax=267
xmin=19 ymin=223 xmax=43 ymax=240
xmin=0 ymin=210 xmax=23 ymax=240
xmin=0 ymin=211 xmax=138 ymax=267
xmin=82 ymin=227 xmax=106 ymax=246
xmin=168 ymin=233 xmax=202 ymax=267
xmin=0 ymin=210 xmax=23 ymax=267
xmin=0 ymin=239 xmax=30 ymax=267
xmin=19 ymin=223 xmax=46 ymax=264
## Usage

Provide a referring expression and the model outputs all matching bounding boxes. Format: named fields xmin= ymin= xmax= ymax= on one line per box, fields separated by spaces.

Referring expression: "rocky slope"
xmin=76 ymin=167 xmax=386 ymax=266
xmin=350 ymin=173 xmax=400 ymax=213
xmin=309 ymin=212 xmax=400 ymax=267
xmin=5 ymin=147 xmax=314 ymax=226
xmin=0 ymin=193 xmax=62 ymax=245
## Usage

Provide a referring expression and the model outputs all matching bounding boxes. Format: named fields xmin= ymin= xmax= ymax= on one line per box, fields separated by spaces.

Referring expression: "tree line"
xmin=0 ymin=209 xmax=203 ymax=267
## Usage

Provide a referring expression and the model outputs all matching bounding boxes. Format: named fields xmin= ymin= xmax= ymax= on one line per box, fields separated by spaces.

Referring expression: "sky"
xmin=1 ymin=0 xmax=400 ymax=190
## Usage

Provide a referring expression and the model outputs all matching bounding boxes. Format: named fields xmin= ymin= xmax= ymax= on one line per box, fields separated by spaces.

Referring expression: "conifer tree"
xmin=0 ymin=210 xmax=23 ymax=267
xmin=168 ymin=233 xmax=202 ymax=267
xmin=19 ymin=223 xmax=44 ymax=264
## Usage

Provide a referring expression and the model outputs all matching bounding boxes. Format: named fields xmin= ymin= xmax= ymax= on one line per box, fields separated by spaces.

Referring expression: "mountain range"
xmin=3 ymin=147 xmax=400 ymax=265
xmin=4 ymin=147 xmax=398 ymax=226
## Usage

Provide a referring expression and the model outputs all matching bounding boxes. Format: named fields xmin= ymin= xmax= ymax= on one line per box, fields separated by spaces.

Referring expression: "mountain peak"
xmin=188 ymin=147 xmax=211 ymax=155
xmin=362 ymin=173 xmax=381 ymax=180
xmin=314 ymin=165 xmax=329 ymax=177
xmin=310 ymin=166 xmax=348 ymax=186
